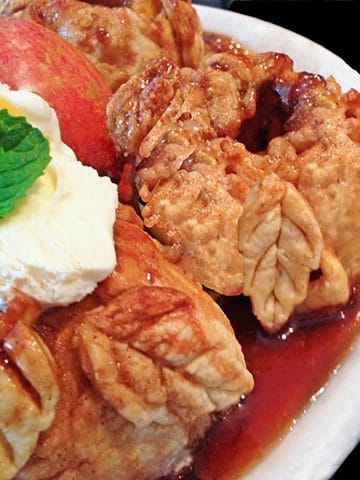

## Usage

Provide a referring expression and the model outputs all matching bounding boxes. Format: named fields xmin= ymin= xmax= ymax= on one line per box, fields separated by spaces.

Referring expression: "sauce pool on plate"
xmin=166 ymin=284 xmax=360 ymax=480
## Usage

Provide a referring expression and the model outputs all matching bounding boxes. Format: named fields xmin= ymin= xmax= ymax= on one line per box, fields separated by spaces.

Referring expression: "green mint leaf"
xmin=0 ymin=109 xmax=51 ymax=218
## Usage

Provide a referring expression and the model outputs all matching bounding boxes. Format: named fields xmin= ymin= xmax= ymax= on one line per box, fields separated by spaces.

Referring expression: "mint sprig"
xmin=0 ymin=108 xmax=51 ymax=218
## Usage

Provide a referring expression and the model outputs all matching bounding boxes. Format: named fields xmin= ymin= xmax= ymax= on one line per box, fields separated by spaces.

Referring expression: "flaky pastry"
xmin=16 ymin=206 xmax=253 ymax=479
xmin=0 ymin=292 xmax=59 ymax=480
xmin=2 ymin=0 xmax=204 ymax=91
xmin=107 ymin=54 xmax=358 ymax=332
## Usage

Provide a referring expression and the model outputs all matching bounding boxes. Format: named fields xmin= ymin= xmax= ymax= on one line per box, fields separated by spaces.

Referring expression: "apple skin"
xmin=0 ymin=17 xmax=117 ymax=178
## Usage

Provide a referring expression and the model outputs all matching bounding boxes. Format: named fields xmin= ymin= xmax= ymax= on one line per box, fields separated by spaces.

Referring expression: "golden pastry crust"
xmin=238 ymin=173 xmax=323 ymax=333
xmin=0 ymin=292 xmax=59 ymax=480
xmin=107 ymin=54 xmax=357 ymax=332
xmin=2 ymin=0 xmax=203 ymax=91
xmin=16 ymin=206 xmax=253 ymax=480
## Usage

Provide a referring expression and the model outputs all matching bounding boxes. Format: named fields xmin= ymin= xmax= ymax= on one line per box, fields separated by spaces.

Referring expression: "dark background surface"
xmin=195 ymin=1 xmax=360 ymax=479
xmin=229 ymin=0 xmax=359 ymax=73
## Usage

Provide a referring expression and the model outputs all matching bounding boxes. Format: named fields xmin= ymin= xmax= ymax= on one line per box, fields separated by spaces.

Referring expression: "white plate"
xmin=196 ymin=5 xmax=360 ymax=480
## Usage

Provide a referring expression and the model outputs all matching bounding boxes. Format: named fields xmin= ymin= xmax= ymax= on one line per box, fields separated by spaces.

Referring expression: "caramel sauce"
xmin=165 ymin=286 xmax=360 ymax=480
xmin=203 ymin=32 xmax=252 ymax=66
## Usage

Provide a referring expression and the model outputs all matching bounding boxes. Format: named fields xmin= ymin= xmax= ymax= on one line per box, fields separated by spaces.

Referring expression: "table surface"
xmin=195 ymin=1 xmax=360 ymax=479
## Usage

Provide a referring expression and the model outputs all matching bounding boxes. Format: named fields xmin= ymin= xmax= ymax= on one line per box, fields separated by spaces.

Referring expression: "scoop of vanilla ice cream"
xmin=0 ymin=83 xmax=118 ymax=309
